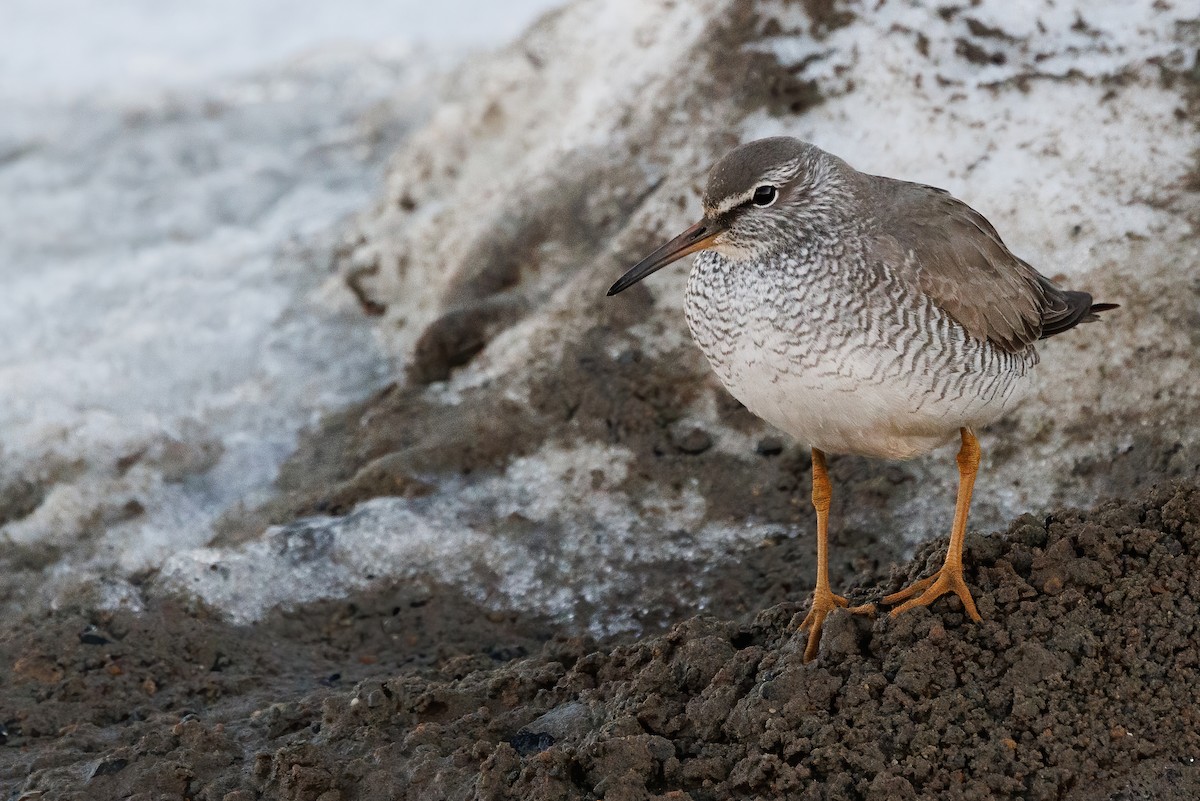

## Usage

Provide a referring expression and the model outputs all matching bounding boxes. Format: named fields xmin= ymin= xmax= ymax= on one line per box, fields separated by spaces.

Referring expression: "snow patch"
xmin=0 ymin=52 xmax=433 ymax=612
xmin=162 ymin=440 xmax=781 ymax=634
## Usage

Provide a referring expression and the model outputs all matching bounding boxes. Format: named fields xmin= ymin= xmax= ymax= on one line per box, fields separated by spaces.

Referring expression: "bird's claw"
xmin=884 ymin=564 xmax=981 ymax=621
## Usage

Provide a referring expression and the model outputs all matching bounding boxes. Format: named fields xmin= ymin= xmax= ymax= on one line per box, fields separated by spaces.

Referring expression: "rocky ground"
xmin=4 ymin=481 xmax=1200 ymax=799
xmin=2 ymin=0 xmax=1198 ymax=798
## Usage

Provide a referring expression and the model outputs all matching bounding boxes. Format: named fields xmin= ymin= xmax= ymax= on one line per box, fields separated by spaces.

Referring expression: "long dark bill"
xmin=607 ymin=220 xmax=722 ymax=296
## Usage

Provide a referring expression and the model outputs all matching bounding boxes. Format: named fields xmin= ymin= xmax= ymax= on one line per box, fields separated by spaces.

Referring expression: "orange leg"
xmin=799 ymin=448 xmax=874 ymax=662
xmin=884 ymin=427 xmax=983 ymax=621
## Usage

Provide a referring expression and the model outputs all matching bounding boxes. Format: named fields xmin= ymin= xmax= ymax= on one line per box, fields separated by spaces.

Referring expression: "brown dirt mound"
xmin=5 ymin=480 xmax=1199 ymax=800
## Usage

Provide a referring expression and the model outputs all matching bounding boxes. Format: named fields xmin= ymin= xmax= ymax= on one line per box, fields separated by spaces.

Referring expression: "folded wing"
xmin=870 ymin=181 xmax=1114 ymax=354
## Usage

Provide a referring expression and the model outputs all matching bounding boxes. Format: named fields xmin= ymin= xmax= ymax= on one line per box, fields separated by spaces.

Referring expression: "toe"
xmin=803 ymin=625 xmax=822 ymax=663
xmin=951 ymin=576 xmax=982 ymax=621
xmin=888 ymin=589 xmax=934 ymax=617
xmin=887 ymin=569 xmax=983 ymax=621
xmin=799 ymin=590 xmax=868 ymax=660
xmin=883 ymin=574 xmax=937 ymax=605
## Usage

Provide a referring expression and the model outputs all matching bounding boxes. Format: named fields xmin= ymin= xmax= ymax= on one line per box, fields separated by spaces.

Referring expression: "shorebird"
xmin=608 ymin=137 xmax=1115 ymax=662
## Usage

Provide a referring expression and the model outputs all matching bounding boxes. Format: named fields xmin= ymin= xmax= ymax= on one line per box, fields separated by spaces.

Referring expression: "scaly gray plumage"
xmin=607 ymin=136 xmax=1116 ymax=660
xmin=680 ymin=137 xmax=1114 ymax=458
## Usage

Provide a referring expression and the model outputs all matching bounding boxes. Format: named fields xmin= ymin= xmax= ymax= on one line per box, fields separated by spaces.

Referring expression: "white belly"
xmin=683 ymin=250 xmax=1036 ymax=459
xmin=701 ymin=327 xmax=1031 ymax=460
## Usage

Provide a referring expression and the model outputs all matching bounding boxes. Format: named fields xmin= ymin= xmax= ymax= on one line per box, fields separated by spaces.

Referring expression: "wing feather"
xmin=869 ymin=182 xmax=1057 ymax=353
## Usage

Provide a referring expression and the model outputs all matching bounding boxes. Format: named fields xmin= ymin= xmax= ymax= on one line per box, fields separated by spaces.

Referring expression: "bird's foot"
xmin=883 ymin=563 xmax=982 ymax=621
xmin=798 ymin=590 xmax=875 ymax=663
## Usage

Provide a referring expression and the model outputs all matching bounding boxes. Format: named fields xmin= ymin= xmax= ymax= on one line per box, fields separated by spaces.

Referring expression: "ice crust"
xmin=0 ymin=1 xmax=564 ymax=614
xmin=0 ymin=53 xmax=424 ymax=612
xmin=162 ymin=441 xmax=776 ymax=634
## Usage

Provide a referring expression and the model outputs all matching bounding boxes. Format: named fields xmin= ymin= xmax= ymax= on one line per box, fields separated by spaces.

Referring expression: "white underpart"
xmin=720 ymin=334 xmax=1027 ymax=460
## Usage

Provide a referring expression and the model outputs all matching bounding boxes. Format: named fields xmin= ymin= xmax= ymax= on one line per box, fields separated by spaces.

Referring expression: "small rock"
xmin=91 ymin=757 xmax=128 ymax=778
xmin=756 ymin=436 xmax=784 ymax=456
xmin=509 ymin=731 xmax=555 ymax=756
xmin=518 ymin=701 xmax=597 ymax=744
xmin=223 ymin=792 xmax=257 ymax=801
xmin=672 ymin=426 xmax=713 ymax=455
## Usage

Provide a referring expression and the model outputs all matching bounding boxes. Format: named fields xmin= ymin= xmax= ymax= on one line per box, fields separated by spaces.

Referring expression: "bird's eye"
xmin=752 ymin=185 xmax=778 ymax=207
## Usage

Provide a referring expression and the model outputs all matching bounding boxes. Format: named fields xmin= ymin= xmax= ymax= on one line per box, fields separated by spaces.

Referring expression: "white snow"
xmin=0 ymin=2 xmax=565 ymax=613
xmin=0 ymin=0 xmax=565 ymax=99
xmin=0 ymin=55 xmax=419 ymax=612
xmin=161 ymin=440 xmax=778 ymax=635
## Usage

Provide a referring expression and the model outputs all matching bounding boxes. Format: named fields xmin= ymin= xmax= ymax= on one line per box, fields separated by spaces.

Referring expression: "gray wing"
xmin=869 ymin=181 xmax=1081 ymax=353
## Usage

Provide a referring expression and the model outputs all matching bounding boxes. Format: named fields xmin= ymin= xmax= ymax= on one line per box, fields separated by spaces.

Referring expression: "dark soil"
xmin=5 ymin=479 xmax=1199 ymax=800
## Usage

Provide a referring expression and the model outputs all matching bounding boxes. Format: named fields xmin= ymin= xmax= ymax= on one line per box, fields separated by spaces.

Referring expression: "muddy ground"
xmin=4 ymin=478 xmax=1199 ymax=800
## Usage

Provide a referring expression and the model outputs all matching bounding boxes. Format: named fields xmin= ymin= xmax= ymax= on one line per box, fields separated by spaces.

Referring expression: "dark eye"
xmin=752 ymin=185 xmax=778 ymax=207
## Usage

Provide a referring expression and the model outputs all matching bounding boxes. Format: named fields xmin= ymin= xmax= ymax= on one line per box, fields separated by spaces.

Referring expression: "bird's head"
xmin=608 ymin=137 xmax=842 ymax=296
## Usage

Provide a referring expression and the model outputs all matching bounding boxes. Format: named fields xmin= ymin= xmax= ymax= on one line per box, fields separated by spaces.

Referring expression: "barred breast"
xmin=683 ymin=249 xmax=1036 ymax=459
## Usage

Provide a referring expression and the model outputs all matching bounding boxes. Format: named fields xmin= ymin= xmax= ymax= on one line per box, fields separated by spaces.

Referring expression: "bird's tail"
xmin=1038 ymin=290 xmax=1119 ymax=340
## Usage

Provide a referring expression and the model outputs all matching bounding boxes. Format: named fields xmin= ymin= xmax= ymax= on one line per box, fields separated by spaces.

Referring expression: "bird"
xmin=607 ymin=137 xmax=1116 ymax=662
